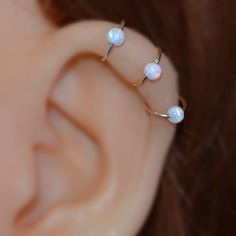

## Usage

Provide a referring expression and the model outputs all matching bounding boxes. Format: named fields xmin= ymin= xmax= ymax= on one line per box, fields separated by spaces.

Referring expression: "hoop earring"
xmin=132 ymin=47 xmax=162 ymax=87
xmin=101 ymin=20 xmax=126 ymax=61
xmin=145 ymin=97 xmax=187 ymax=124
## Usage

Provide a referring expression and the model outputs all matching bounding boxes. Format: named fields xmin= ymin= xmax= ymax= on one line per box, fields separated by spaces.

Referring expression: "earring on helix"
xmin=132 ymin=47 xmax=187 ymax=124
xmin=132 ymin=46 xmax=163 ymax=87
xmin=144 ymin=97 xmax=187 ymax=124
xmin=101 ymin=20 xmax=126 ymax=61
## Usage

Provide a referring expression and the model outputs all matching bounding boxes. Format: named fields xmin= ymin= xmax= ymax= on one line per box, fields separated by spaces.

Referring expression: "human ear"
xmin=15 ymin=20 xmax=178 ymax=236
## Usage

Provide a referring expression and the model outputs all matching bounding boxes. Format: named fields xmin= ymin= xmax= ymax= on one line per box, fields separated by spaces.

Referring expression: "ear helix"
xmin=101 ymin=21 xmax=187 ymax=124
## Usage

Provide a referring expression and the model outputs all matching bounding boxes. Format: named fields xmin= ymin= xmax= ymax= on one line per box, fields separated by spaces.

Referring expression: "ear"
xmin=16 ymin=21 xmax=178 ymax=235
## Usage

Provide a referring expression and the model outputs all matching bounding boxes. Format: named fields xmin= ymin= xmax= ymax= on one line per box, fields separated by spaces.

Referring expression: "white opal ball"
xmin=167 ymin=106 xmax=185 ymax=124
xmin=107 ymin=28 xmax=125 ymax=46
xmin=144 ymin=63 xmax=162 ymax=80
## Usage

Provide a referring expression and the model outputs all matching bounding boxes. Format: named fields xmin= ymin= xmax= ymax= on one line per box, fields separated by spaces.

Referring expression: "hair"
xmin=38 ymin=0 xmax=236 ymax=235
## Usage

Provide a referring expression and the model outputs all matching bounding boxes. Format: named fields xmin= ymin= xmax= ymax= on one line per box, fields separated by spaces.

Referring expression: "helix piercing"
xmin=144 ymin=96 xmax=187 ymax=124
xmin=132 ymin=46 xmax=162 ymax=87
xmin=101 ymin=24 xmax=187 ymax=123
xmin=101 ymin=20 xmax=126 ymax=61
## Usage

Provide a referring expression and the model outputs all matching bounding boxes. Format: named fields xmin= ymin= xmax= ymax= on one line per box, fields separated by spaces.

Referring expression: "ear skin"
xmin=11 ymin=21 xmax=177 ymax=236
xmin=0 ymin=2 xmax=177 ymax=235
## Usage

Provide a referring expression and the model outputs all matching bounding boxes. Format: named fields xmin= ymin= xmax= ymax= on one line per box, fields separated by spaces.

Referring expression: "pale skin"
xmin=0 ymin=1 xmax=179 ymax=235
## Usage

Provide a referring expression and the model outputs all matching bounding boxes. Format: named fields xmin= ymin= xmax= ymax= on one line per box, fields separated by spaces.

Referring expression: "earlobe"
xmin=17 ymin=20 xmax=178 ymax=236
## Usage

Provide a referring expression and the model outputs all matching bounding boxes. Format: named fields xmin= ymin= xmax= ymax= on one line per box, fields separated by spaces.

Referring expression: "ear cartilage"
xmin=101 ymin=20 xmax=126 ymax=61
xmin=144 ymin=96 xmax=187 ymax=124
xmin=132 ymin=46 xmax=162 ymax=87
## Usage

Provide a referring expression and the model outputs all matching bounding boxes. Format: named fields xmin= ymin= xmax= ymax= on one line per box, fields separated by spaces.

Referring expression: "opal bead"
xmin=107 ymin=28 xmax=125 ymax=47
xmin=144 ymin=63 xmax=162 ymax=80
xmin=167 ymin=106 xmax=185 ymax=124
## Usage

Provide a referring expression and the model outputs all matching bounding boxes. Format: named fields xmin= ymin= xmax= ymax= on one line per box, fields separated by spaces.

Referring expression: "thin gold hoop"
xmin=144 ymin=96 xmax=187 ymax=123
xmin=132 ymin=46 xmax=162 ymax=87
xmin=101 ymin=20 xmax=126 ymax=61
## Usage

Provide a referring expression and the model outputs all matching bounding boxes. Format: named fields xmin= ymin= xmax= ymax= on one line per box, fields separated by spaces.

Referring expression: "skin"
xmin=0 ymin=1 xmax=179 ymax=235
